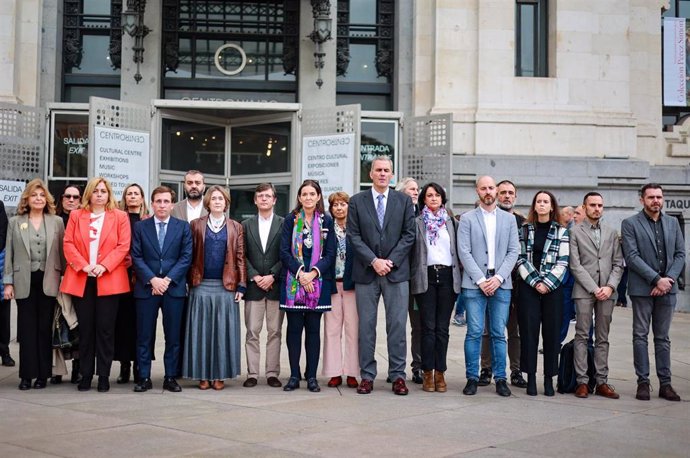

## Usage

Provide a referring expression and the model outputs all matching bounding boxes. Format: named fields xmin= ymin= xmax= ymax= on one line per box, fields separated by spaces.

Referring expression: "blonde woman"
xmin=3 ymin=179 xmax=65 ymax=390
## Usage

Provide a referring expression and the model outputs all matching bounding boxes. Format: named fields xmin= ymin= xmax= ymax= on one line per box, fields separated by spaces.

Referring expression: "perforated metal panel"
xmin=403 ymin=113 xmax=453 ymax=200
xmin=0 ymin=102 xmax=46 ymax=183
xmin=301 ymin=104 xmax=360 ymax=136
xmin=88 ymin=97 xmax=151 ymax=177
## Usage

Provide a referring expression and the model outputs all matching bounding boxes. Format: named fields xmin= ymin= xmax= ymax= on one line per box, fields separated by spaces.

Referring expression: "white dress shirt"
xmin=370 ymin=187 xmax=390 ymax=214
xmin=481 ymin=207 xmax=497 ymax=270
xmin=154 ymin=216 xmax=171 ymax=239
xmin=186 ymin=200 xmax=203 ymax=222
xmin=258 ymin=212 xmax=274 ymax=252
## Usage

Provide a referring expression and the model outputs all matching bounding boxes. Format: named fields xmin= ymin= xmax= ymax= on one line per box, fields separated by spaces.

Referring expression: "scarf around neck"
xmin=285 ymin=210 xmax=323 ymax=309
xmin=422 ymin=206 xmax=448 ymax=245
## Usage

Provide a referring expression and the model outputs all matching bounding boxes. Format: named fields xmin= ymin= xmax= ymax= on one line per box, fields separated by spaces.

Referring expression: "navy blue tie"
xmin=158 ymin=222 xmax=166 ymax=250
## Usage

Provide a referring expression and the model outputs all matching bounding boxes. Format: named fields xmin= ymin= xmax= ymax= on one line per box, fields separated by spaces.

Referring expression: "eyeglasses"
xmin=63 ymin=194 xmax=80 ymax=200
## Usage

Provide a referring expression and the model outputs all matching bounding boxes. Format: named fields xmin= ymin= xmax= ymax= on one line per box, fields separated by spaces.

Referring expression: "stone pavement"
xmin=0 ymin=305 xmax=688 ymax=457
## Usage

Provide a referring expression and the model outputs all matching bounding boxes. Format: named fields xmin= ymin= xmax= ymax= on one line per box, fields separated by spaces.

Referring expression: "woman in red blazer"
xmin=61 ymin=177 xmax=131 ymax=393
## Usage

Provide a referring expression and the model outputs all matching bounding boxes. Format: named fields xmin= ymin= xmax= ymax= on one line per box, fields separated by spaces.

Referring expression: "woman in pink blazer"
xmin=61 ymin=177 xmax=131 ymax=393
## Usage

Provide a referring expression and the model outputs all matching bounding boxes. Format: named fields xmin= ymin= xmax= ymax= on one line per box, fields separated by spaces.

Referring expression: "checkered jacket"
xmin=517 ymin=221 xmax=570 ymax=292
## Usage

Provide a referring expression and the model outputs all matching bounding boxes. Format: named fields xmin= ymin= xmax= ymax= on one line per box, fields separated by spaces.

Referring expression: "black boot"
xmin=526 ymin=373 xmax=537 ymax=396
xmin=117 ymin=362 xmax=131 ymax=384
xmin=71 ymin=359 xmax=82 ymax=384
xmin=544 ymin=376 xmax=555 ymax=396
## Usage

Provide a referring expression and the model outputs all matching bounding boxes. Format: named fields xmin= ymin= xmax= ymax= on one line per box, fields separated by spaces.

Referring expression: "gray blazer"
xmin=457 ymin=206 xmax=519 ymax=290
xmin=3 ymin=214 xmax=65 ymax=299
xmin=410 ymin=215 xmax=462 ymax=295
xmin=569 ymin=221 xmax=624 ymax=300
xmin=171 ymin=198 xmax=208 ymax=222
xmin=347 ymin=189 xmax=416 ymax=284
xmin=242 ymin=213 xmax=284 ymax=301
xmin=621 ymin=211 xmax=685 ymax=296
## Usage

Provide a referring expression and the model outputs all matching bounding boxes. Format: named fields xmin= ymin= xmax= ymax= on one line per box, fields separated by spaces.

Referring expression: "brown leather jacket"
xmin=188 ymin=216 xmax=247 ymax=291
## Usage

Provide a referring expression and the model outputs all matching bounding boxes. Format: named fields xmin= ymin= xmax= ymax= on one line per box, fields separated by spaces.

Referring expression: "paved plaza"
xmin=0 ymin=304 xmax=688 ymax=457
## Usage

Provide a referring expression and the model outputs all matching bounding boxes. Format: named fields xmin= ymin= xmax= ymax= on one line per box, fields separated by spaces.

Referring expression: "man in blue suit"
xmin=131 ymin=186 xmax=193 ymax=393
xmin=458 ymin=176 xmax=519 ymax=397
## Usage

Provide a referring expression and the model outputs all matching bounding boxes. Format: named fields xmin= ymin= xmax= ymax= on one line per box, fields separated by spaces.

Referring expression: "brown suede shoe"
xmin=595 ymin=383 xmax=620 ymax=399
xmin=659 ymin=384 xmax=681 ymax=401
xmin=434 ymin=371 xmax=447 ymax=393
xmin=575 ymin=383 xmax=589 ymax=398
xmin=199 ymin=380 xmax=211 ymax=390
xmin=422 ymin=370 xmax=435 ymax=392
xmin=636 ymin=382 xmax=650 ymax=401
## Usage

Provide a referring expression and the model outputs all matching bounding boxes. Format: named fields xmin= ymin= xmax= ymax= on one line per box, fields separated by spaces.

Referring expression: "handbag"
xmin=52 ymin=305 xmax=79 ymax=350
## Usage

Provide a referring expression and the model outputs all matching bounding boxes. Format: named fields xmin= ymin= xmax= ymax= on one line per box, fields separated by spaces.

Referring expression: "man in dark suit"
xmin=569 ymin=192 xmax=624 ymax=399
xmin=622 ymin=183 xmax=685 ymax=402
xmin=241 ymin=183 xmax=284 ymax=388
xmin=0 ymin=200 xmax=14 ymax=367
xmin=132 ymin=186 xmax=193 ymax=392
xmin=347 ymin=156 xmax=416 ymax=395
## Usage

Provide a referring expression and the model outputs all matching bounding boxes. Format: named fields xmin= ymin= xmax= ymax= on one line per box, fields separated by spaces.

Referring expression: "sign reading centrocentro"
xmin=93 ymin=126 xmax=150 ymax=200
xmin=301 ymin=133 xmax=356 ymax=201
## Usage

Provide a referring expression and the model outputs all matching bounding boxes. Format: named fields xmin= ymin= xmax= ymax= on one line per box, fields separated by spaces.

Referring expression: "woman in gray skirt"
xmin=183 ymin=185 xmax=247 ymax=390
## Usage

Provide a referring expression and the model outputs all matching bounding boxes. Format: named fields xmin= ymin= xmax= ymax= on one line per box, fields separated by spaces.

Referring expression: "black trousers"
xmin=286 ymin=311 xmax=322 ymax=379
xmin=16 ymin=271 xmax=53 ymax=380
xmin=415 ymin=267 xmax=457 ymax=372
xmin=73 ymin=278 xmax=119 ymax=378
xmin=0 ymin=298 xmax=11 ymax=356
xmin=517 ymin=279 xmax=563 ymax=377
xmin=408 ymin=294 xmax=422 ymax=372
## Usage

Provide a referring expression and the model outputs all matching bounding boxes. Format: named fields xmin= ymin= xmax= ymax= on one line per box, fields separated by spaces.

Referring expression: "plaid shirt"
xmin=517 ymin=221 xmax=569 ymax=291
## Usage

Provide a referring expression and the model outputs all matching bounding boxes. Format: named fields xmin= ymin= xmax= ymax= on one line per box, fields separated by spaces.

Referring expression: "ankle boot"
xmin=71 ymin=359 xmax=82 ymax=384
xmin=422 ymin=370 xmax=435 ymax=392
xmin=434 ymin=370 xmax=447 ymax=392
xmin=117 ymin=362 xmax=131 ymax=384
xmin=526 ymin=373 xmax=537 ymax=396
xmin=544 ymin=376 xmax=554 ymax=396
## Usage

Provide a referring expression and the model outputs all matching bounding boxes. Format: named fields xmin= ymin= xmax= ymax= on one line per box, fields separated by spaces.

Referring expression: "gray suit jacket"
xmin=621 ymin=211 xmax=685 ymax=296
xmin=171 ymin=198 xmax=208 ymax=222
xmin=457 ymin=206 xmax=519 ymax=290
xmin=242 ymin=213 xmax=284 ymax=301
xmin=347 ymin=189 xmax=416 ymax=284
xmin=410 ymin=215 xmax=462 ymax=295
xmin=3 ymin=214 xmax=65 ymax=299
xmin=568 ymin=221 xmax=624 ymax=300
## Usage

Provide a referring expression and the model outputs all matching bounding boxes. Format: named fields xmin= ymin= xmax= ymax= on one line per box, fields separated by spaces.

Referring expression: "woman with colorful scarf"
xmin=410 ymin=182 xmax=462 ymax=393
xmin=279 ymin=180 xmax=336 ymax=393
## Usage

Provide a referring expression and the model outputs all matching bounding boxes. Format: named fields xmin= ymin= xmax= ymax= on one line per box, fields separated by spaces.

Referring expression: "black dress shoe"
xmin=134 ymin=378 xmax=153 ymax=392
xmin=18 ymin=378 xmax=31 ymax=390
xmin=97 ymin=376 xmax=110 ymax=392
xmin=163 ymin=376 xmax=182 ymax=392
xmin=33 ymin=378 xmax=47 ymax=389
xmin=50 ymin=375 xmax=63 ymax=384
xmin=2 ymin=353 xmax=16 ymax=367
xmin=496 ymin=379 xmax=511 ymax=397
xmin=411 ymin=370 xmax=423 ymax=385
xmin=463 ymin=379 xmax=478 ymax=395
xmin=510 ymin=370 xmax=528 ymax=388
xmin=526 ymin=373 xmax=537 ymax=396
xmin=543 ymin=376 xmax=555 ymax=397
xmin=117 ymin=364 xmax=131 ymax=384
xmin=307 ymin=377 xmax=321 ymax=392
xmin=267 ymin=377 xmax=282 ymax=388
xmin=243 ymin=377 xmax=258 ymax=388
xmin=386 ymin=376 xmax=392 ymax=383
xmin=283 ymin=376 xmax=300 ymax=391
xmin=78 ymin=376 xmax=93 ymax=392
xmin=478 ymin=368 xmax=492 ymax=386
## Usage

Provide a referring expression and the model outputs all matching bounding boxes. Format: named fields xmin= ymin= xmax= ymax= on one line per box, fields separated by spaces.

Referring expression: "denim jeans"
xmin=463 ymin=287 xmax=511 ymax=381
xmin=454 ymin=293 xmax=466 ymax=317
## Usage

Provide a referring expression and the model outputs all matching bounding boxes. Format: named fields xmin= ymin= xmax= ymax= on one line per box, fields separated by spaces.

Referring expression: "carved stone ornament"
xmin=63 ymin=36 xmax=83 ymax=71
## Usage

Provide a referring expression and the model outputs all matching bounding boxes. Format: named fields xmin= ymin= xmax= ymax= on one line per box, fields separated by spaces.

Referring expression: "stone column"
xmin=121 ymin=0 xmax=162 ymax=104
xmin=0 ymin=0 xmax=21 ymax=103
xmin=298 ymin=0 xmax=337 ymax=109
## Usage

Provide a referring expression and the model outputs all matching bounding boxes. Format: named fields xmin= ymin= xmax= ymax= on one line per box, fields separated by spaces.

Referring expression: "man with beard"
xmin=458 ymin=176 xmax=519 ymax=397
xmin=477 ymin=180 xmax=527 ymax=389
xmin=569 ymin=192 xmax=624 ymax=399
xmin=172 ymin=170 xmax=208 ymax=222
xmin=622 ymin=183 xmax=685 ymax=402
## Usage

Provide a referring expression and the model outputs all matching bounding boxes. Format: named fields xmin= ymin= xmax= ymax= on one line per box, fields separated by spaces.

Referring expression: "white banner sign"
xmin=0 ymin=180 xmax=26 ymax=207
xmin=301 ymin=133 xmax=356 ymax=202
xmin=663 ymin=17 xmax=687 ymax=107
xmin=93 ymin=126 xmax=150 ymax=200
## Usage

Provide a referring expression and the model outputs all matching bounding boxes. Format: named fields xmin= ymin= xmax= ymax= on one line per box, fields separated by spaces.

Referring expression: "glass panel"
xmin=518 ymin=4 xmax=536 ymax=77
xmin=68 ymin=35 xmax=120 ymax=74
xmin=83 ymin=0 xmax=110 ymax=15
xmin=231 ymin=122 xmax=291 ymax=175
xmin=336 ymin=44 xmax=378 ymax=82
xmin=160 ymin=181 xmax=183 ymax=203
xmin=680 ymin=1 xmax=690 ymax=18
xmin=336 ymin=93 xmax=391 ymax=111
xmin=52 ymin=113 xmax=90 ymax=178
xmin=63 ymin=85 xmax=120 ymax=103
xmin=350 ymin=0 xmax=377 ymax=25
xmin=47 ymin=180 xmax=89 ymax=206
xmin=229 ymin=184 xmax=290 ymax=221
xmin=359 ymin=121 xmax=396 ymax=185
xmin=161 ymin=119 xmax=226 ymax=174
xmin=664 ymin=1 xmax=677 ymax=17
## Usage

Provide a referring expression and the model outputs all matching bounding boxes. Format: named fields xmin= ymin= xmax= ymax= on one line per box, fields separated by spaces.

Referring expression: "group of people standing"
xmin=0 ymin=158 xmax=685 ymax=403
